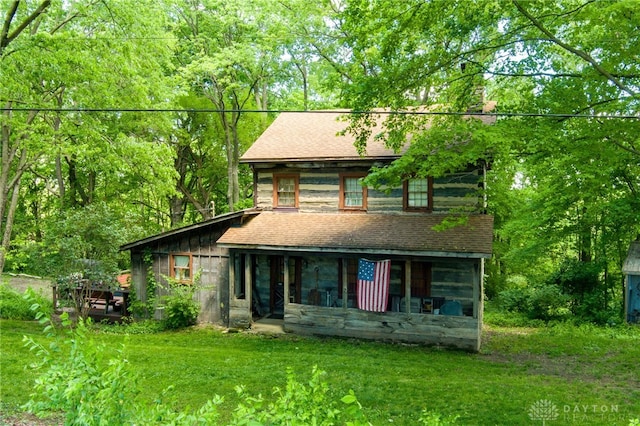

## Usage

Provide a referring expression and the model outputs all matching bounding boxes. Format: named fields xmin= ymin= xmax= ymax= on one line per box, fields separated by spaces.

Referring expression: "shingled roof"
xmin=241 ymin=107 xmax=497 ymax=164
xmin=240 ymin=111 xmax=401 ymax=163
xmin=217 ymin=212 xmax=493 ymax=258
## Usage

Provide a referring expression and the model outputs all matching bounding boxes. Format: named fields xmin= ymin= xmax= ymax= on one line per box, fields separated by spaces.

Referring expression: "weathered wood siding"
xmin=433 ymin=171 xmax=482 ymax=212
xmin=284 ymin=304 xmax=481 ymax=351
xmin=255 ymin=168 xmax=481 ymax=213
xmin=128 ymin=227 xmax=231 ymax=325
xmin=431 ymin=261 xmax=476 ymax=315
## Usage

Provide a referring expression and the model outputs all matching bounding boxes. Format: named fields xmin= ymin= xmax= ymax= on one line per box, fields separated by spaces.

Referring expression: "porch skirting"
xmin=283 ymin=303 xmax=481 ymax=352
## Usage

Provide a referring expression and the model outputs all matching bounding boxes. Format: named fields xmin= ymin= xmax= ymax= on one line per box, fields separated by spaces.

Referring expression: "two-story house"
xmin=121 ymin=110 xmax=494 ymax=351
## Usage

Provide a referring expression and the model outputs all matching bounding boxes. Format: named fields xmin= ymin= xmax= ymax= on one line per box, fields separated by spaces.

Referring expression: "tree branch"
xmin=0 ymin=1 xmax=19 ymax=52
xmin=0 ymin=0 xmax=51 ymax=55
xmin=512 ymin=0 xmax=637 ymax=97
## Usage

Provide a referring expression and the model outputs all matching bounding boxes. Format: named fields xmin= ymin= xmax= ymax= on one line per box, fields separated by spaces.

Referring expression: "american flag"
xmin=357 ymin=259 xmax=391 ymax=312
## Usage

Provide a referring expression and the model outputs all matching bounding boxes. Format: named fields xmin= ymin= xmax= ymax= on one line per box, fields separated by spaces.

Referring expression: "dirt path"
xmin=1 ymin=274 xmax=53 ymax=299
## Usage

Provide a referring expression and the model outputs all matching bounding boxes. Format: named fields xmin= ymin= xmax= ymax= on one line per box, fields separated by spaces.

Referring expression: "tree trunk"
xmin=0 ymin=171 xmax=21 ymax=273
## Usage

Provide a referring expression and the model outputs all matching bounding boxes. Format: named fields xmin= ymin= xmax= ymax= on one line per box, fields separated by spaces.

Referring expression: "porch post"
xmin=473 ymin=259 xmax=484 ymax=320
xmin=283 ymin=255 xmax=290 ymax=307
xmin=229 ymin=251 xmax=236 ymax=297
xmin=404 ymin=260 xmax=411 ymax=313
xmin=244 ymin=253 xmax=252 ymax=308
xmin=341 ymin=258 xmax=348 ymax=310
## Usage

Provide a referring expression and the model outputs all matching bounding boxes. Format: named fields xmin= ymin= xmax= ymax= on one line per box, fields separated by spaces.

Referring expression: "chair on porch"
xmin=400 ymin=297 xmax=421 ymax=313
xmin=440 ymin=300 xmax=463 ymax=316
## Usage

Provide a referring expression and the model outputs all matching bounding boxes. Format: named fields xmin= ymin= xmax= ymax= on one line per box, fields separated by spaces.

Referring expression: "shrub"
xmin=159 ymin=280 xmax=200 ymax=330
xmin=526 ymin=284 xmax=571 ymax=321
xmin=548 ymin=259 xmax=600 ymax=298
xmin=496 ymin=284 xmax=571 ymax=322
xmin=0 ymin=285 xmax=52 ymax=320
xmin=573 ymin=290 xmax=623 ymax=325
xmin=496 ymin=287 xmax=532 ymax=313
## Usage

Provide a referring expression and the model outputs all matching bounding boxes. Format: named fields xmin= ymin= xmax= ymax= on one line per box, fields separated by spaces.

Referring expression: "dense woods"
xmin=1 ymin=0 xmax=639 ymax=324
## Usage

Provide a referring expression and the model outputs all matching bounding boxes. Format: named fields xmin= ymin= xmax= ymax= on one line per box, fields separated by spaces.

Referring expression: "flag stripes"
xmin=357 ymin=259 xmax=391 ymax=312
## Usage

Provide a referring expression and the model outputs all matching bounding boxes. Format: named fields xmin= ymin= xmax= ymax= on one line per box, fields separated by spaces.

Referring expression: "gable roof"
xmin=241 ymin=107 xmax=497 ymax=164
xmin=217 ymin=212 xmax=493 ymax=258
xmin=241 ymin=111 xmax=401 ymax=163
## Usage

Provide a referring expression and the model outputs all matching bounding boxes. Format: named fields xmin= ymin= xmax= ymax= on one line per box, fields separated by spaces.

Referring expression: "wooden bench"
xmin=87 ymin=289 xmax=116 ymax=314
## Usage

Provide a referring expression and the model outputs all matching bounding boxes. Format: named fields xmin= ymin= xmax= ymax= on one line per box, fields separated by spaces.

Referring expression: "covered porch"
xmin=218 ymin=212 xmax=493 ymax=351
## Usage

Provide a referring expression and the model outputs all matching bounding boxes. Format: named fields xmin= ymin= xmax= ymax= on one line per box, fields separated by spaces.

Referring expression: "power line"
xmin=0 ymin=106 xmax=638 ymax=119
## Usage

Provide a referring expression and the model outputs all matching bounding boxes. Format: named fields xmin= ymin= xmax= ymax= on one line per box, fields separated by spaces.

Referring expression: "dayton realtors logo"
xmin=528 ymin=400 xmax=559 ymax=424
xmin=528 ymin=399 xmax=628 ymax=424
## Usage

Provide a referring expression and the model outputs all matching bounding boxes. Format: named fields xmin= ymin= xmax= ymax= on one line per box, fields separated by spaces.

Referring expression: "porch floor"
xmin=250 ymin=317 xmax=285 ymax=334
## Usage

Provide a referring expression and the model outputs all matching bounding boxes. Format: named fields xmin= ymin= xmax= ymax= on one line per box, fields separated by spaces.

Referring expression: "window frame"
xmin=339 ymin=173 xmax=367 ymax=211
xmin=403 ymin=177 xmax=433 ymax=212
xmin=170 ymin=253 xmax=193 ymax=284
xmin=273 ymin=173 xmax=300 ymax=209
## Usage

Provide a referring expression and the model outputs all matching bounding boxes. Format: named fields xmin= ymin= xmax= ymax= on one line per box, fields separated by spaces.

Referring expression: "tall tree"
xmin=0 ymin=0 xmax=177 ymax=273
xmin=336 ymin=0 xmax=640 ymax=290
xmin=174 ymin=0 xmax=280 ymax=211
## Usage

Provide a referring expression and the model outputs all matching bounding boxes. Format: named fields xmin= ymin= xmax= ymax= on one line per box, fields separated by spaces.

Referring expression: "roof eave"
xmin=217 ymin=243 xmax=491 ymax=259
xmin=240 ymin=155 xmax=400 ymax=164
xmin=120 ymin=209 xmax=258 ymax=251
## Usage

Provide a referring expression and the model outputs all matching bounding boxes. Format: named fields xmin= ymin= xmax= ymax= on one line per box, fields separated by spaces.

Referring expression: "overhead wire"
xmin=0 ymin=107 xmax=638 ymax=120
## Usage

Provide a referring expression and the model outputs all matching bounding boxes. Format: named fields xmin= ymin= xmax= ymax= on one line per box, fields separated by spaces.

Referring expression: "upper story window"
xmin=403 ymin=177 xmax=433 ymax=212
xmin=273 ymin=174 xmax=299 ymax=208
xmin=339 ymin=173 xmax=367 ymax=211
xmin=170 ymin=253 xmax=192 ymax=284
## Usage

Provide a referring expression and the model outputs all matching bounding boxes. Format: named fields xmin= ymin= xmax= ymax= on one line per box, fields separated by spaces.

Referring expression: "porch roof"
xmin=217 ymin=212 xmax=494 ymax=258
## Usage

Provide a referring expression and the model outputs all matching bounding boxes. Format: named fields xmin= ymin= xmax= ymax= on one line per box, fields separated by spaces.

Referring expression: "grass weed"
xmin=1 ymin=317 xmax=639 ymax=425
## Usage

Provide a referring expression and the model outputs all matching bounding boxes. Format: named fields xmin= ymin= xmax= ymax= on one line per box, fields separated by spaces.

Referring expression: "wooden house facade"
xmin=218 ymin=111 xmax=494 ymax=351
xmin=120 ymin=211 xmax=248 ymax=324
xmin=121 ymin=110 xmax=494 ymax=351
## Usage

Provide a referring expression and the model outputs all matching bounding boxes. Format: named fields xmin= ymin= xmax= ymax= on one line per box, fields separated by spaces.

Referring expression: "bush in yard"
xmin=496 ymin=286 xmax=532 ymax=313
xmin=526 ymin=284 xmax=571 ymax=321
xmin=0 ymin=284 xmax=52 ymax=320
xmin=497 ymin=284 xmax=571 ymax=322
xmin=159 ymin=277 xmax=200 ymax=330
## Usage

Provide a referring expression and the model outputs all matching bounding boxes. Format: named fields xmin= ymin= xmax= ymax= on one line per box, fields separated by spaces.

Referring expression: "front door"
xmin=269 ymin=256 xmax=302 ymax=316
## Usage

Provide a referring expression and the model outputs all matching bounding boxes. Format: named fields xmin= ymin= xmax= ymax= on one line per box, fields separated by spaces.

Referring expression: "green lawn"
xmin=1 ymin=319 xmax=639 ymax=425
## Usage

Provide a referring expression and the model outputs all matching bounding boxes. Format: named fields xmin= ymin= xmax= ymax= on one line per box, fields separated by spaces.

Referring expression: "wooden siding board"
xmin=434 ymin=172 xmax=480 ymax=185
xmin=256 ymin=167 xmax=483 ymax=213
xmin=284 ymin=304 xmax=480 ymax=350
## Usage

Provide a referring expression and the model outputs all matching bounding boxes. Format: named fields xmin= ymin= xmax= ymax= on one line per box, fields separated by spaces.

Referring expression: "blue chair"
xmin=440 ymin=300 xmax=463 ymax=316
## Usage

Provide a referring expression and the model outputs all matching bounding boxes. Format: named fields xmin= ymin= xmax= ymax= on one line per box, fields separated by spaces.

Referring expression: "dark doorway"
xmin=269 ymin=256 xmax=302 ymax=317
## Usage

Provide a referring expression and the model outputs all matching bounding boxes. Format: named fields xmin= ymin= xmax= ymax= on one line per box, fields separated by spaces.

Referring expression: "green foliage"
xmin=548 ymin=259 xmax=600 ymax=298
xmin=22 ymin=306 xmax=220 ymax=426
xmin=158 ymin=272 xmax=201 ymax=330
xmin=418 ymin=410 xmax=459 ymax=426
xmin=497 ymin=284 xmax=571 ymax=322
xmin=128 ymin=250 xmax=158 ymax=320
xmin=160 ymin=286 xmax=200 ymax=330
xmin=21 ymin=299 xmax=380 ymax=425
xmin=4 ymin=314 xmax=639 ymax=425
xmin=526 ymin=285 xmax=572 ymax=322
xmin=0 ymin=285 xmax=52 ymax=320
xmin=232 ymin=366 xmax=366 ymax=425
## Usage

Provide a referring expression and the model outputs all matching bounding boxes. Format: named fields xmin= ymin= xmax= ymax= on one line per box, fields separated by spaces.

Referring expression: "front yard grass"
xmin=1 ymin=319 xmax=639 ymax=425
